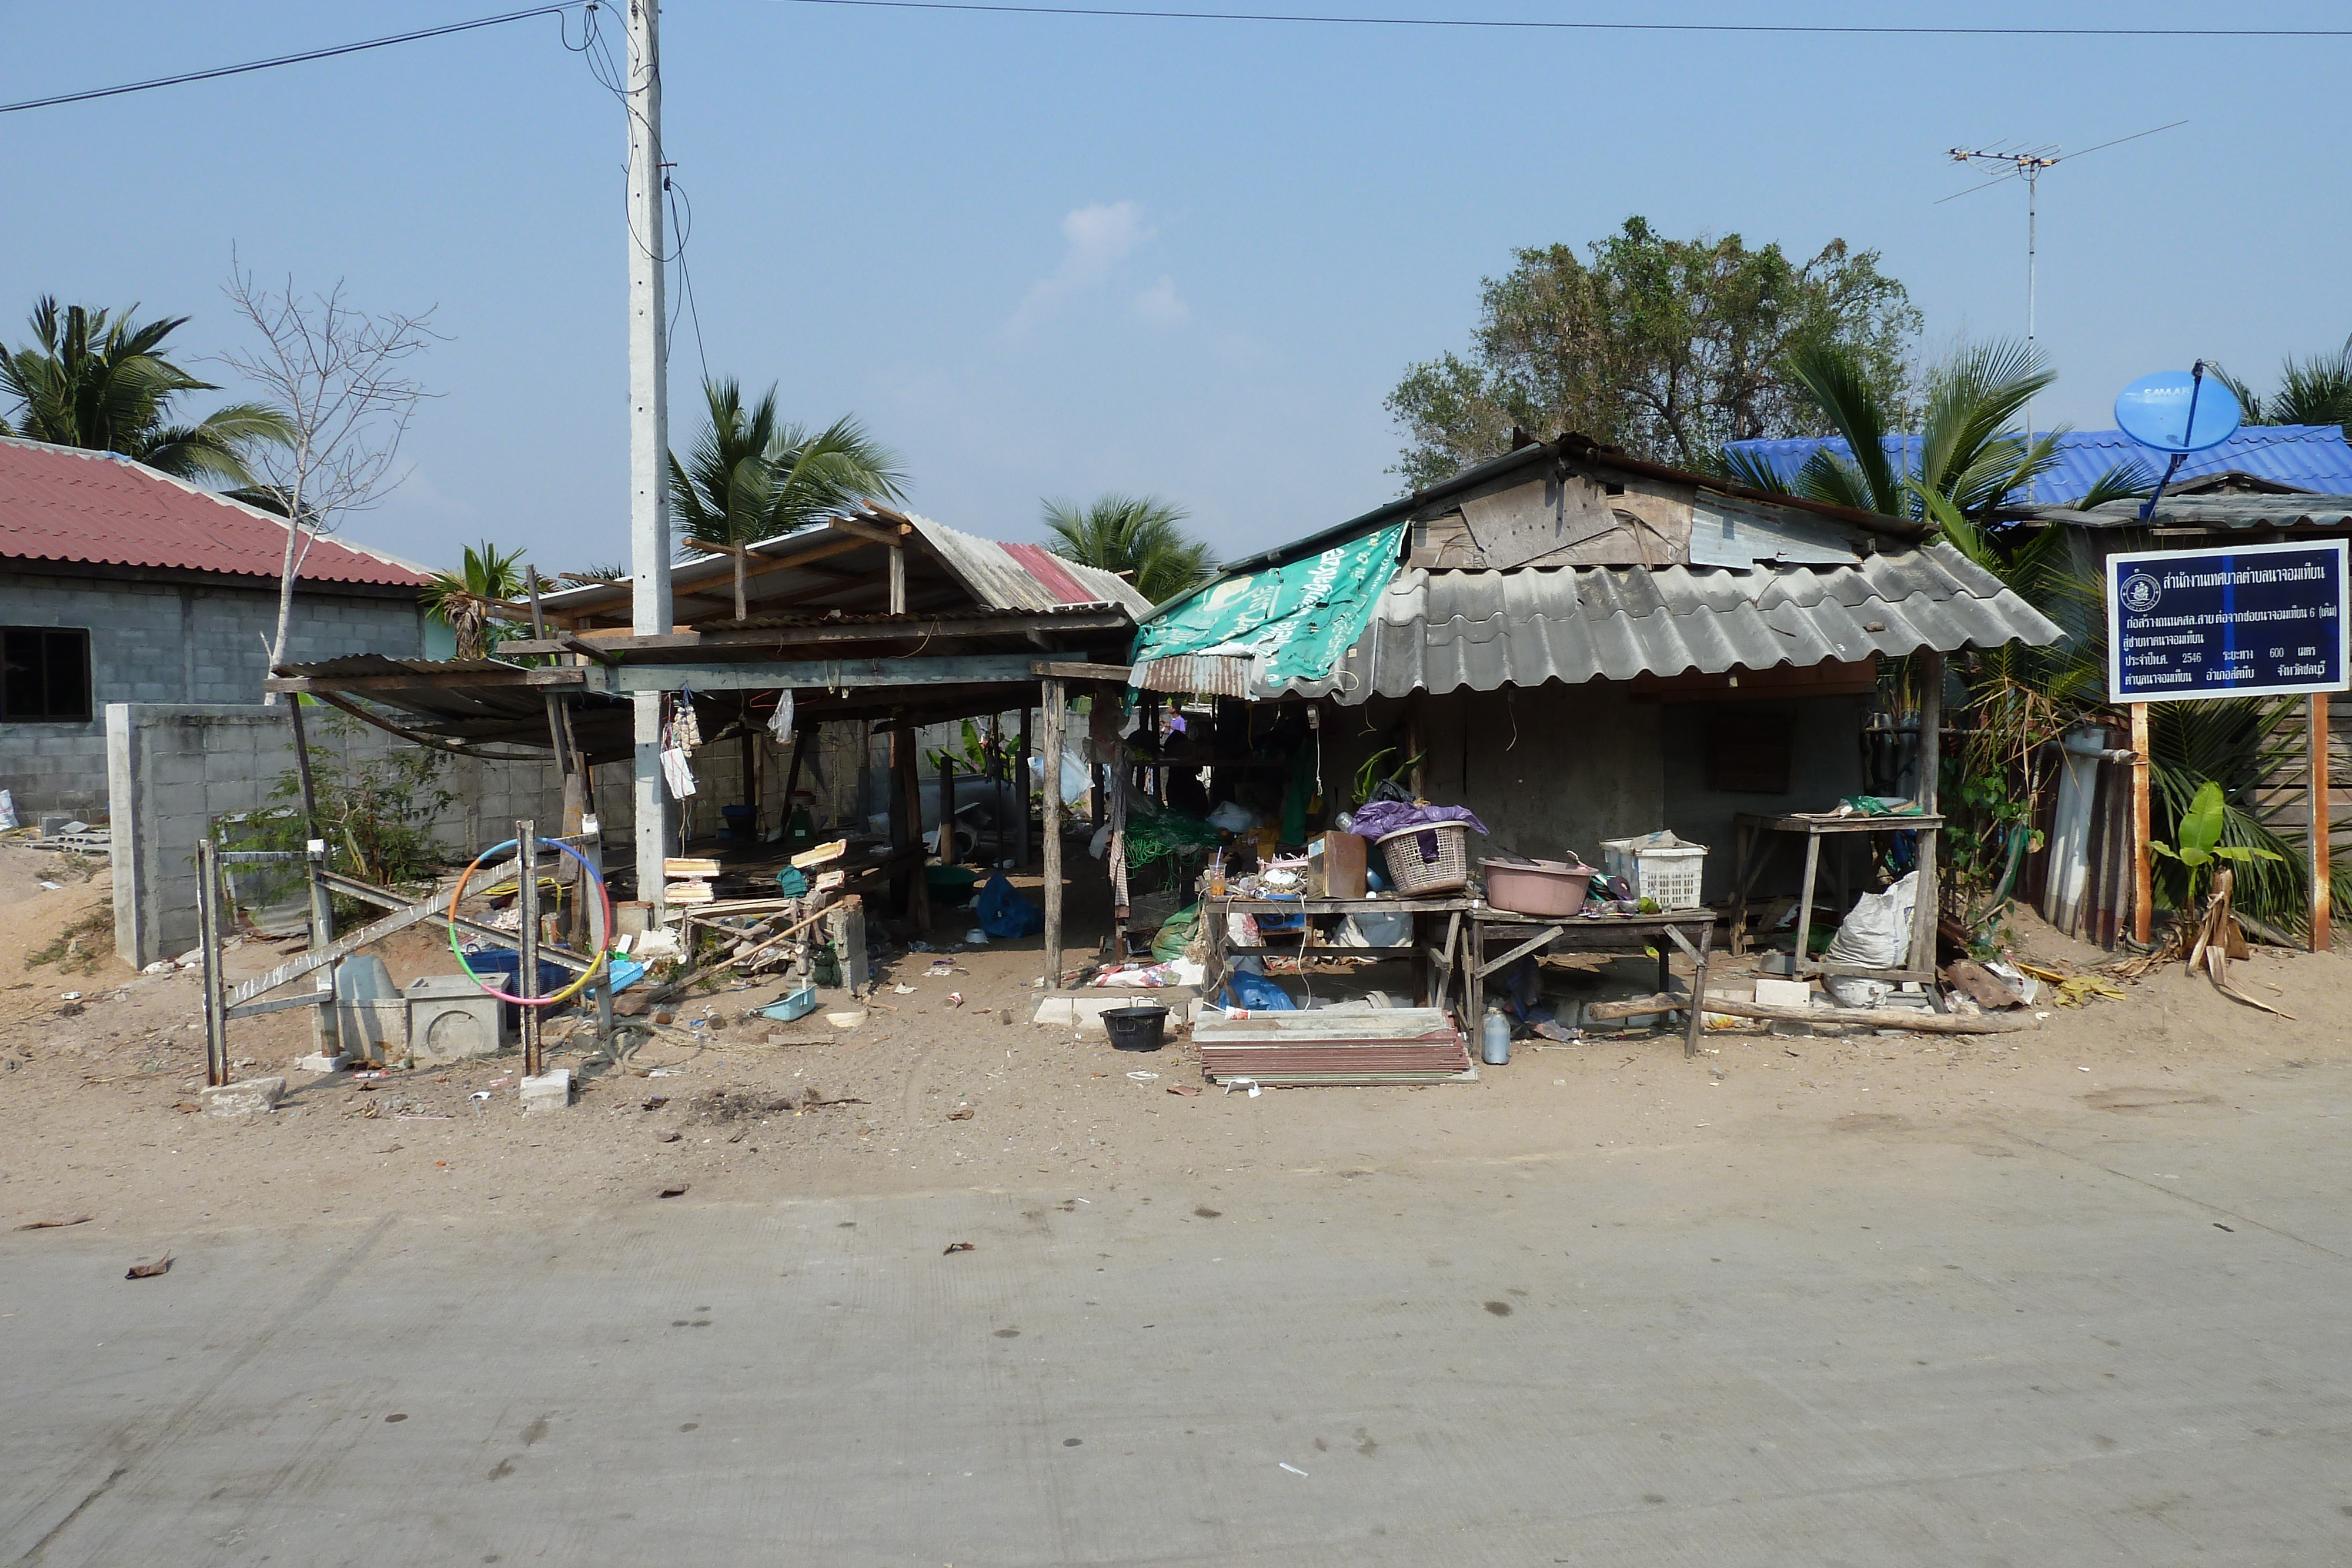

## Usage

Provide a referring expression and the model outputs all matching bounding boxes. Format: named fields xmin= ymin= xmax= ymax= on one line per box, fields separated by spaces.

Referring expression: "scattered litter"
xmin=350 ymin=1070 xmax=385 ymax=1080
xmin=947 ymin=992 xmax=964 ymax=1007
xmin=125 ymin=1256 xmax=172 ymax=1279
xmin=37 ymin=881 xmax=61 ymax=891
xmin=1167 ymin=1084 xmax=1202 ymax=1097
xmin=1126 ymin=1071 xmax=1159 ymax=1081
xmin=59 ymin=992 xmax=79 ymax=1001
xmin=964 ymin=928 xmax=989 ymax=945
xmin=14 ymin=1216 xmax=92 ymax=1231
xmin=943 ymin=1241 xmax=976 ymax=1254
xmin=642 ymin=1096 xmax=669 ymax=1110
xmin=2054 ymin=975 xmax=2127 ymax=1007
xmin=657 ymin=1131 xmax=681 ymax=1142
xmin=908 ymin=941 xmax=934 ymax=952
xmin=649 ymin=1068 xmax=683 ymax=1077
xmin=1071 ymin=1197 xmax=1091 ymax=1204
xmin=487 ymin=1076 xmax=512 ymax=1088
xmin=658 ymin=1184 xmax=690 ymax=1198
xmin=893 ymin=984 xmax=917 ymax=995
xmin=1224 ymin=1078 xmax=1262 ymax=1098
xmin=825 ymin=1011 xmax=867 ymax=1029
xmin=2077 ymin=1066 xmax=2091 ymax=1072
xmin=396 ymin=1113 xmax=455 ymax=1121
xmin=947 ymin=1106 xmax=975 ymax=1121
xmin=1278 ymin=1462 xmax=1309 ymax=1477
xmin=470 ymin=1091 xmax=492 ymax=1102
xmin=141 ymin=960 xmax=173 ymax=975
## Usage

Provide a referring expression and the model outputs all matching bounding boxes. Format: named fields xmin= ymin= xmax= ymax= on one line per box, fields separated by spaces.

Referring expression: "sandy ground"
xmin=4 ymin=844 xmax=2346 ymax=1242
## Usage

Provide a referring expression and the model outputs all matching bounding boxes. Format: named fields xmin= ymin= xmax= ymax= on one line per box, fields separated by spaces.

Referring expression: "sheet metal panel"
xmin=1272 ymin=543 xmax=2061 ymax=703
xmin=1729 ymin=425 xmax=2352 ymax=505
xmin=2016 ymin=494 xmax=2352 ymax=531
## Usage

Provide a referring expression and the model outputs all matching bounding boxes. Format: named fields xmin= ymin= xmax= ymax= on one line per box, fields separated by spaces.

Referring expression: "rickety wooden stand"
xmin=1728 ymin=811 xmax=1946 ymax=994
xmin=1201 ymin=894 xmax=1471 ymax=1012
xmin=1468 ymin=907 xmax=1718 ymax=1058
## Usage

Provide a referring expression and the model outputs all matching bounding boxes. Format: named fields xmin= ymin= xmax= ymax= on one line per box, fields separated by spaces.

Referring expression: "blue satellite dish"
xmin=2114 ymin=370 xmax=2241 ymax=454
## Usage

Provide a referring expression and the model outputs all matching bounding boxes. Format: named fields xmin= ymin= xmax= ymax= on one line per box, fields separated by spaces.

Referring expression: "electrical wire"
xmin=777 ymin=1 xmax=2352 ymax=38
xmin=0 ymin=4 xmax=582 ymax=116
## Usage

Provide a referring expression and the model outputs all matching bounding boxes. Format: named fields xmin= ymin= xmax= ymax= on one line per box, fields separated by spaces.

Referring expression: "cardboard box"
xmin=1311 ymin=833 xmax=1368 ymax=898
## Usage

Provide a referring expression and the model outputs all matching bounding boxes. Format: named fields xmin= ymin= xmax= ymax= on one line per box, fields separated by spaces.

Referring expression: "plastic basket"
xmin=1374 ymin=823 xmax=1471 ymax=895
xmin=1598 ymin=834 xmax=1708 ymax=910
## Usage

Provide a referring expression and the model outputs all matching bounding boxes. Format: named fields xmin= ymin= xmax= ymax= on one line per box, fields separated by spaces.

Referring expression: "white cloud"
xmin=1131 ymin=276 xmax=1188 ymax=326
xmin=1005 ymin=200 xmax=1155 ymax=336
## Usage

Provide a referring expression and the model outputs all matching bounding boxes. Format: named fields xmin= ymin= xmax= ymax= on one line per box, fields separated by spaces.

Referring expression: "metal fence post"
xmin=196 ymin=838 xmax=229 ymax=1088
xmin=519 ymin=818 xmax=542 ymax=1078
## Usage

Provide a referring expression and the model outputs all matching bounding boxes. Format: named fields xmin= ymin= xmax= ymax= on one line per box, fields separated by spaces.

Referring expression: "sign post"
xmin=2107 ymin=539 xmax=2349 ymax=949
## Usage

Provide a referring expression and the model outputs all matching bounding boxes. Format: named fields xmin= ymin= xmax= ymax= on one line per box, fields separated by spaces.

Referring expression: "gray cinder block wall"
xmin=108 ymin=703 xmax=634 ymax=968
xmin=1 ymin=571 xmax=425 ymax=817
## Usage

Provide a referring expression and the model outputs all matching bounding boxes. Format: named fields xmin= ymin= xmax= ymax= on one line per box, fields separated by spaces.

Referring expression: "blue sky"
xmin=4 ymin=2 xmax=2347 ymax=573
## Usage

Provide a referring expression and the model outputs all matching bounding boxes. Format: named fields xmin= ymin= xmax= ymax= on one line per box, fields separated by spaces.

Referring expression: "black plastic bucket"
xmin=1103 ymin=1005 xmax=1169 ymax=1051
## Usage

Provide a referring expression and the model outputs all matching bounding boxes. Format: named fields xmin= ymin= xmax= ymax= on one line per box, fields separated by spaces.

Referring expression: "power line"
xmin=776 ymin=0 xmax=2352 ymax=37
xmin=0 ymin=5 xmax=583 ymax=116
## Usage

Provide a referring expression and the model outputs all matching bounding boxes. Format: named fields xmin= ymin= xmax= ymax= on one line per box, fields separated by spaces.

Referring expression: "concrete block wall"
xmin=2 ymin=572 xmax=425 ymax=817
xmin=106 ymin=703 xmax=610 ymax=968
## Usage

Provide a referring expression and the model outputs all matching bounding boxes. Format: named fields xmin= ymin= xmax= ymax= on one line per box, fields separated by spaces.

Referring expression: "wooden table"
xmin=1202 ymin=895 xmax=1473 ymax=1011
xmin=1468 ymin=907 xmax=1718 ymax=1058
xmin=1729 ymin=810 xmax=1943 ymax=992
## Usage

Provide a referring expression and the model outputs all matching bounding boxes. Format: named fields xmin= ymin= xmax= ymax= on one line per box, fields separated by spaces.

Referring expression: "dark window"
xmin=1706 ymin=710 xmax=1793 ymax=794
xmin=1 ymin=627 xmax=93 ymax=723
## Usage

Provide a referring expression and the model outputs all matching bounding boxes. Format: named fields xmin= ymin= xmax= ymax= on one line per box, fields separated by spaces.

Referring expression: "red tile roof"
xmin=0 ymin=437 xmax=431 ymax=588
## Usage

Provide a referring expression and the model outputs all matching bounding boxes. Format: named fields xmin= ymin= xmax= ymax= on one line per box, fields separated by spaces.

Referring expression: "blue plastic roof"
xmin=1726 ymin=424 xmax=2352 ymax=506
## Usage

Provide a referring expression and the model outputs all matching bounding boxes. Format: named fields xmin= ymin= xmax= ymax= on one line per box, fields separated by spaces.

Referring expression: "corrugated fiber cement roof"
xmin=1276 ymin=542 xmax=2062 ymax=703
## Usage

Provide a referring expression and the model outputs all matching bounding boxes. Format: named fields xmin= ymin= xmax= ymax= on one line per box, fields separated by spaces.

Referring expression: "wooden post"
xmin=827 ymin=895 xmax=868 ymax=999
xmin=1910 ymin=651 xmax=1943 ymax=979
xmin=586 ymin=814 xmax=613 ymax=1051
xmin=2130 ymin=702 xmax=2153 ymax=945
xmin=1043 ymin=677 xmax=1065 ymax=984
xmin=1016 ymin=705 xmax=1033 ymax=870
xmin=196 ymin=838 xmax=229 ymax=1088
xmin=1406 ymin=690 xmax=1427 ymax=800
xmin=519 ymin=818 xmax=543 ymax=1078
xmin=283 ymin=697 xmax=339 ymax=1059
xmin=887 ymin=543 xmax=906 ymax=614
xmin=2313 ymin=693 xmax=2332 ymax=952
xmin=937 ymin=747 xmax=955 ymax=862
xmin=896 ymin=731 xmax=930 ymax=930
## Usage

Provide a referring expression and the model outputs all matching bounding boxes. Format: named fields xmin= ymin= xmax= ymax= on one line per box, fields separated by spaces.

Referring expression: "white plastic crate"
xmin=1598 ymin=832 xmax=1708 ymax=910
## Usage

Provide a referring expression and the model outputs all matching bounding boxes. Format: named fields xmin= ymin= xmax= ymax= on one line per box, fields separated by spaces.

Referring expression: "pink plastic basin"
xmin=1482 ymin=858 xmax=1596 ymax=917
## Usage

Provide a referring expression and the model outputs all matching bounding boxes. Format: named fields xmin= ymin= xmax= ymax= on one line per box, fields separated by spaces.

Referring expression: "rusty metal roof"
xmin=2014 ymin=494 xmax=2352 ymax=531
xmin=0 ymin=436 xmax=431 ymax=587
xmin=1272 ymin=543 xmax=2062 ymax=704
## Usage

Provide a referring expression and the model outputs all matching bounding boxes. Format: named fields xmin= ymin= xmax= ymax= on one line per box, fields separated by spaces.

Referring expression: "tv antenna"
xmin=1940 ymin=119 xmax=2187 ymax=442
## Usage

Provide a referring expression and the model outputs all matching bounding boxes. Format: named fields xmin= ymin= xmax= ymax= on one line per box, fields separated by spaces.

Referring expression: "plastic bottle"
xmin=1480 ymin=1006 xmax=1512 ymax=1066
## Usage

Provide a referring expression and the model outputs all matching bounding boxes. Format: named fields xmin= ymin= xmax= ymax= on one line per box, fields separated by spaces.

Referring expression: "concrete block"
xmin=202 ymin=1075 xmax=286 ymax=1118
xmin=520 ymin=1068 xmax=572 ymax=1113
xmin=405 ymin=975 xmax=505 ymax=1065
xmin=1753 ymin=977 xmax=1813 ymax=1010
xmin=296 ymin=1052 xmax=349 ymax=1074
xmin=1033 ymin=991 xmax=1199 ymax=1034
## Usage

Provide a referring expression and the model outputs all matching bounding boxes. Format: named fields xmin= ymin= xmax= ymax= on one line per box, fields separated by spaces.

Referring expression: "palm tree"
xmin=668 ymin=377 xmax=908 ymax=621
xmin=0 ymin=297 xmax=290 ymax=484
xmin=2213 ymin=333 xmax=2352 ymax=439
xmin=420 ymin=540 xmax=530 ymax=660
xmin=1041 ymin=493 xmax=1214 ymax=605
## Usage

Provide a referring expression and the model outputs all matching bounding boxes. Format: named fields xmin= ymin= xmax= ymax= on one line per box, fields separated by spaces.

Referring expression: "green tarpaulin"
xmin=1130 ymin=521 xmax=1406 ymax=692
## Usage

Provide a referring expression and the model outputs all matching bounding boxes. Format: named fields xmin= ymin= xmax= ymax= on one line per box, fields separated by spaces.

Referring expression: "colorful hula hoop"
xmin=447 ymin=837 xmax=614 ymax=1007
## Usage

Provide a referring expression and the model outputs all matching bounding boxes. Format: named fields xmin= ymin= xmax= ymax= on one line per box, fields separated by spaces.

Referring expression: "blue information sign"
xmin=2107 ymin=539 xmax=2349 ymax=702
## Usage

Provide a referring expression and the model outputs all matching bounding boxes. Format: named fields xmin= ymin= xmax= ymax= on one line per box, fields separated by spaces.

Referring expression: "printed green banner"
xmin=1130 ymin=521 xmax=1406 ymax=691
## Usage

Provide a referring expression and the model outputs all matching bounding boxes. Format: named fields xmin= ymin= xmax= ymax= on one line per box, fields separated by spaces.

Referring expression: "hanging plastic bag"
xmin=767 ymin=690 xmax=794 ymax=747
xmin=975 ymin=871 xmax=1044 ymax=938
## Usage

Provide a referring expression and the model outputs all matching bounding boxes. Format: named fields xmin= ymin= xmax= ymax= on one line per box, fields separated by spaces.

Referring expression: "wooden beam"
xmin=590 ymin=654 xmax=1046 ymax=694
xmin=499 ymin=609 xmax=1131 ymax=660
xmin=1585 ymin=990 xmax=2034 ymax=1034
xmin=2130 ymin=701 xmax=2153 ymax=945
xmin=888 ymin=542 xmax=907 ymax=614
xmin=1043 ymin=676 xmax=1065 ymax=983
xmin=2314 ymin=692 xmax=2332 ymax=952
xmin=1911 ymin=650 xmax=1942 ymax=978
xmin=830 ymin=516 xmax=913 ymax=548
xmin=1029 ymin=661 xmax=1132 ymax=681
xmin=267 ymin=667 xmax=586 ymax=695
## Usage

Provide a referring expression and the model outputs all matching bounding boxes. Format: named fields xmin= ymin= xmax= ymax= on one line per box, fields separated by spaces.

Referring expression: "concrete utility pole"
xmin=625 ymin=0 xmax=671 ymax=916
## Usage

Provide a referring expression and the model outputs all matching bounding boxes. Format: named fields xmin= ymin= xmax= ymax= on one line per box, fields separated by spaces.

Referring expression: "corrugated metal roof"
xmin=0 ymin=435 xmax=432 ymax=587
xmin=2015 ymin=494 xmax=2352 ymax=531
xmin=532 ymin=511 xmax=1152 ymax=621
xmin=1728 ymin=425 xmax=2352 ymax=506
xmin=1274 ymin=543 xmax=2062 ymax=704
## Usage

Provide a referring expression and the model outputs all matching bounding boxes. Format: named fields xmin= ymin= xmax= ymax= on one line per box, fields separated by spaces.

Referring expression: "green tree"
xmin=1387 ymin=217 xmax=1919 ymax=486
xmin=420 ymin=540 xmax=530 ymax=660
xmin=1042 ymin=493 xmax=1214 ymax=605
xmin=0 ymin=296 xmax=290 ymax=484
xmin=668 ymin=377 xmax=908 ymax=621
xmin=2212 ymin=333 xmax=2352 ymax=439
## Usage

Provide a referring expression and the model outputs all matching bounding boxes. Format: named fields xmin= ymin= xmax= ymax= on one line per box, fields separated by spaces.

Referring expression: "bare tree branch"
xmin=217 ymin=258 xmax=440 ymax=703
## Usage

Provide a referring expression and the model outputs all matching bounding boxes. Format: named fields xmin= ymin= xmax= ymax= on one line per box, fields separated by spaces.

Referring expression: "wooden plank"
xmin=320 ymin=871 xmax=594 ymax=974
xmin=268 ymin=667 xmax=587 ymax=695
xmin=1030 ymin=661 xmax=1132 ymax=681
xmin=1586 ymin=989 xmax=2032 ymax=1035
xmin=226 ymin=987 xmax=333 ymax=1022
xmin=592 ymin=654 xmax=1045 ymax=694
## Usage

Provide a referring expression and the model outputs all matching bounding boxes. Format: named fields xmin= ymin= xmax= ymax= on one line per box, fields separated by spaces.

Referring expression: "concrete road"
xmin=6 ymin=1069 xmax=2351 ymax=1567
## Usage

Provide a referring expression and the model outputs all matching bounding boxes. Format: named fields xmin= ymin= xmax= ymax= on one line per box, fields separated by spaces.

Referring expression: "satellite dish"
xmin=2115 ymin=370 xmax=2242 ymax=454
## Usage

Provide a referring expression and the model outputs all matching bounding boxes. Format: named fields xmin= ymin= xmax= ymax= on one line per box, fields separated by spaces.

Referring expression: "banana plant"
xmin=2147 ymin=780 xmax=2284 ymax=903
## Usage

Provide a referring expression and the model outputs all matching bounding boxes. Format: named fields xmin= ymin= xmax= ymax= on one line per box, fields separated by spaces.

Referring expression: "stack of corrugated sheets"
xmin=1193 ymin=1007 xmax=1474 ymax=1086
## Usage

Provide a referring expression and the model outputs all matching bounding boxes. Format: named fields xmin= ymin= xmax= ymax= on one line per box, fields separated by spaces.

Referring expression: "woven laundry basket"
xmin=1374 ymin=823 xmax=1471 ymax=895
